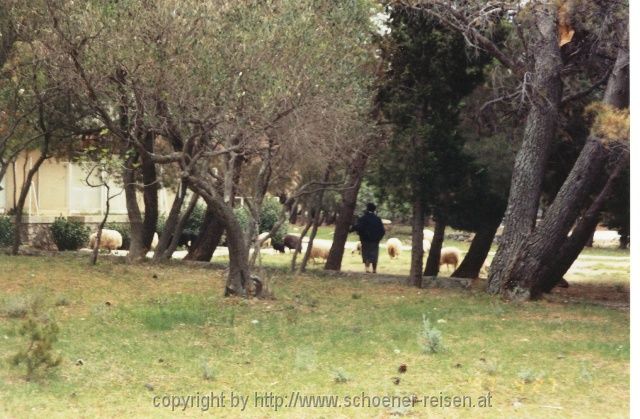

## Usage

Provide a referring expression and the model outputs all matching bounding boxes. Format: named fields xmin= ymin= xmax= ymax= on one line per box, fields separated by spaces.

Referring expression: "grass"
xmin=0 ymin=250 xmax=630 ymax=418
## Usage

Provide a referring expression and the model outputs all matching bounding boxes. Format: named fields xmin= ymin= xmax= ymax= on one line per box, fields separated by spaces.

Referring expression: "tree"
xmin=409 ymin=0 xmax=629 ymax=299
xmin=373 ymin=5 xmax=488 ymax=285
xmin=40 ymin=0 xmax=379 ymax=295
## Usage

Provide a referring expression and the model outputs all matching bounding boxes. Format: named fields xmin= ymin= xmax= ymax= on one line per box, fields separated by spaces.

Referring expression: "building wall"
xmin=0 ymin=150 xmax=175 ymax=219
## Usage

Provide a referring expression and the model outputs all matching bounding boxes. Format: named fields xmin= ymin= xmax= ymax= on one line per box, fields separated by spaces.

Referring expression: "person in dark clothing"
xmin=350 ymin=203 xmax=386 ymax=273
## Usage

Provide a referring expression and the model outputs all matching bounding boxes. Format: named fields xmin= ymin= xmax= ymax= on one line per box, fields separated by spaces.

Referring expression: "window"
xmin=68 ymin=163 xmax=127 ymax=215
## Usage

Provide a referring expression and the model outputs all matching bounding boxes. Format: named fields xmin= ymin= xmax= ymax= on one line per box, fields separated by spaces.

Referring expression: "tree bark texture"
xmin=408 ymin=198 xmax=425 ymax=286
xmin=452 ymin=222 xmax=499 ymax=279
xmin=487 ymin=6 xmax=564 ymax=293
xmin=424 ymin=218 xmax=446 ymax=277
xmin=325 ymin=148 xmax=370 ymax=271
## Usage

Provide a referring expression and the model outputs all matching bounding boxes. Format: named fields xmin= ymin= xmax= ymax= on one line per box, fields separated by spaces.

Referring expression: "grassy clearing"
xmin=0 ymin=253 xmax=629 ymax=418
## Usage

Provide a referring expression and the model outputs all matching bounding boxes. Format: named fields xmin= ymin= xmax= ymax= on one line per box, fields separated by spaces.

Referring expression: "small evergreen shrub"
xmin=10 ymin=298 xmax=61 ymax=381
xmin=419 ymin=315 xmax=444 ymax=354
xmin=50 ymin=217 xmax=90 ymax=251
xmin=0 ymin=215 xmax=14 ymax=247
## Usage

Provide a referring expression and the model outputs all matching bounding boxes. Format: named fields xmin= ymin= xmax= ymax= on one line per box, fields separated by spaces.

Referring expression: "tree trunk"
xmin=123 ymin=154 xmax=146 ymax=261
xmin=11 ymin=150 xmax=49 ymax=255
xmin=487 ymin=7 xmax=563 ymax=293
xmin=585 ymin=230 xmax=594 ymax=247
xmin=498 ymin=44 xmax=629 ymax=300
xmin=140 ymin=132 xmax=159 ymax=248
xmin=155 ymin=189 xmax=198 ymax=260
xmin=124 ymin=133 xmax=159 ymax=261
xmin=408 ymin=198 xmax=425 ymax=286
xmin=291 ymin=218 xmax=313 ymax=273
xmin=538 ymin=153 xmax=629 ymax=293
xmin=325 ymin=148 xmax=369 ymax=271
xmin=452 ymin=222 xmax=499 ymax=279
xmin=153 ymin=182 xmax=188 ymax=261
xmin=300 ymin=209 xmax=323 ymax=273
xmin=187 ymin=176 xmax=252 ymax=296
xmin=91 ymin=185 xmax=111 ymax=265
xmin=183 ymin=207 xmax=225 ymax=261
xmin=424 ymin=218 xmax=446 ymax=277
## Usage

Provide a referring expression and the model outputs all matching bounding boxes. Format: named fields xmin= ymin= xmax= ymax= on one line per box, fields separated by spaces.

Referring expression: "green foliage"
xmin=10 ymin=298 xmax=62 ymax=381
xmin=50 ymin=217 xmax=90 ymax=251
xmin=157 ymin=202 xmax=207 ymax=238
xmin=419 ymin=315 xmax=443 ymax=354
xmin=260 ymin=199 xmax=289 ymax=243
xmin=0 ymin=215 xmax=14 ymax=247
xmin=234 ymin=200 xmax=289 ymax=244
xmin=105 ymin=222 xmax=130 ymax=250
xmin=372 ymin=6 xmax=490 ymax=220
xmin=184 ymin=203 xmax=207 ymax=234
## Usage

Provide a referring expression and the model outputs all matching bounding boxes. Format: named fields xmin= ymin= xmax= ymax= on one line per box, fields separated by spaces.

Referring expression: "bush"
xmin=233 ymin=200 xmax=288 ymax=244
xmin=105 ymin=222 xmax=131 ymax=250
xmin=157 ymin=202 xmax=207 ymax=236
xmin=184 ymin=203 xmax=207 ymax=234
xmin=11 ymin=314 xmax=62 ymax=380
xmin=419 ymin=315 xmax=444 ymax=354
xmin=0 ymin=215 xmax=14 ymax=247
xmin=50 ymin=217 xmax=90 ymax=251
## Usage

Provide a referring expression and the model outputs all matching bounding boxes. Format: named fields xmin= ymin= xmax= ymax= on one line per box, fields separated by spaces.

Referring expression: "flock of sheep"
xmin=88 ymin=228 xmax=464 ymax=272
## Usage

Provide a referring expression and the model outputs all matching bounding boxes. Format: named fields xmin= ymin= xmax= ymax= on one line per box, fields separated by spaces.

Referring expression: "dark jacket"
xmin=351 ymin=211 xmax=385 ymax=243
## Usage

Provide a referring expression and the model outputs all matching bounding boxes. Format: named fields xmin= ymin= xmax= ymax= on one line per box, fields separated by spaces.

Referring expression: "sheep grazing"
xmin=178 ymin=231 xmax=198 ymax=249
xmin=272 ymin=242 xmax=286 ymax=253
xmin=440 ymin=247 xmax=462 ymax=271
xmin=283 ymin=234 xmax=301 ymax=252
xmin=351 ymin=241 xmax=361 ymax=255
xmin=423 ymin=229 xmax=434 ymax=242
xmin=89 ymin=229 xmax=123 ymax=252
xmin=257 ymin=232 xmax=272 ymax=249
xmin=386 ymin=238 xmax=402 ymax=259
xmin=308 ymin=240 xmax=331 ymax=263
xmin=150 ymin=232 xmax=159 ymax=250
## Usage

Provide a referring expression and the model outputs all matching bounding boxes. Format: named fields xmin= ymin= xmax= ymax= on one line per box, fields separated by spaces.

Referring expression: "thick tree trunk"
xmin=452 ymin=222 xmax=499 ymax=279
xmin=325 ymin=149 xmax=369 ymax=271
xmin=140 ymin=132 xmax=159 ymax=247
xmin=408 ymin=199 xmax=425 ymax=287
xmin=124 ymin=133 xmax=159 ymax=261
xmin=538 ymin=153 xmax=628 ymax=293
xmin=487 ymin=7 xmax=563 ymax=293
xmin=499 ymin=44 xmax=629 ymax=300
xmin=183 ymin=207 xmax=225 ymax=261
xmin=187 ymin=176 xmax=252 ymax=296
xmin=585 ymin=230 xmax=594 ymax=247
xmin=123 ymin=155 xmax=146 ymax=261
xmin=424 ymin=219 xmax=446 ymax=277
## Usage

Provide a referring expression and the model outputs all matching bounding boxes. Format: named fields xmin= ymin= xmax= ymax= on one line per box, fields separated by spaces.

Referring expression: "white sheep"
xmin=423 ymin=229 xmax=434 ymax=242
xmin=351 ymin=241 xmax=361 ymax=255
xmin=386 ymin=238 xmax=402 ymax=259
xmin=89 ymin=229 xmax=122 ymax=252
xmin=308 ymin=240 xmax=332 ymax=263
xmin=257 ymin=232 xmax=272 ymax=249
xmin=150 ymin=232 xmax=159 ymax=250
xmin=440 ymin=247 xmax=462 ymax=271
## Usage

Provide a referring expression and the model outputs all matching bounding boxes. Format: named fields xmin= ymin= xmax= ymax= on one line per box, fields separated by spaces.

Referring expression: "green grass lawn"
xmin=0 ymin=252 xmax=629 ymax=418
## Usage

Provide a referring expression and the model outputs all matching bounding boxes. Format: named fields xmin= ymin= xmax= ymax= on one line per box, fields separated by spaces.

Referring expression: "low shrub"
xmin=50 ymin=217 xmax=90 ymax=251
xmin=0 ymin=215 xmax=14 ymax=247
